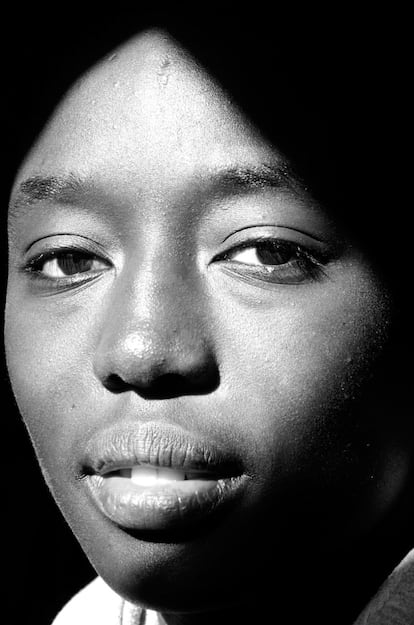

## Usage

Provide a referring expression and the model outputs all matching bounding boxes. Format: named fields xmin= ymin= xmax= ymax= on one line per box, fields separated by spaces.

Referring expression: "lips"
xmin=81 ymin=422 xmax=248 ymax=532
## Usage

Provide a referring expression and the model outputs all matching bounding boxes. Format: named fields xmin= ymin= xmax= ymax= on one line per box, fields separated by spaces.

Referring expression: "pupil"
xmin=58 ymin=253 xmax=93 ymax=275
xmin=256 ymin=242 xmax=293 ymax=265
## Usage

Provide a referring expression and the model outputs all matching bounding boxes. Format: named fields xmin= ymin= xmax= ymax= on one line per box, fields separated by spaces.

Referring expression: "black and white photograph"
xmin=3 ymin=8 xmax=413 ymax=624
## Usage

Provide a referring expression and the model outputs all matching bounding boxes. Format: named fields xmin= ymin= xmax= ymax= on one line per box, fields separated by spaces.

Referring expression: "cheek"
xmin=5 ymin=299 xmax=97 ymax=479
xmin=215 ymin=269 xmax=390 ymax=430
xmin=211 ymin=268 xmax=404 ymax=534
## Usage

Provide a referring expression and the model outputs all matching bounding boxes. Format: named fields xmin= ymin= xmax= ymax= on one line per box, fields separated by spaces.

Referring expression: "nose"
xmin=93 ymin=264 xmax=219 ymax=398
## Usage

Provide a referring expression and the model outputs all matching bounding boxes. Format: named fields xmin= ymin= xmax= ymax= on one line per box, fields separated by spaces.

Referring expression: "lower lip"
xmin=85 ymin=473 xmax=248 ymax=532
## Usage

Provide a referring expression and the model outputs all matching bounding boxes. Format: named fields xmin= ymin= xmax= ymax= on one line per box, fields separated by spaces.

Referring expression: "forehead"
xmin=15 ymin=29 xmax=277 ymax=192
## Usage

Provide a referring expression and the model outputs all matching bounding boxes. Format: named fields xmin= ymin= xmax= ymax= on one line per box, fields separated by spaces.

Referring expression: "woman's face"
xmin=5 ymin=31 xmax=407 ymax=612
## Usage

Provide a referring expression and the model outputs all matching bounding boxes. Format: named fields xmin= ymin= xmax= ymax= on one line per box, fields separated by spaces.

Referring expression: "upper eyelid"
xmin=220 ymin=224 xmax=329 ymax=245
xmin=23 ymin=233 xmax=113 ymax=258
xmin=26 ymin=248 xmax=102 ymax=263
xmin=224 ymin=237 xmax=297 ymax=249
xmin=24 ymin=242 xmax=114 ymax=265
xmin=215 ymin=237 xmax=319 ymax=258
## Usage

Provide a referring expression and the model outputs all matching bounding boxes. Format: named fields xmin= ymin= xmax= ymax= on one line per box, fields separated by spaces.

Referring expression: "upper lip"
xmin=81 ymin=421 xmax=243 ymax=478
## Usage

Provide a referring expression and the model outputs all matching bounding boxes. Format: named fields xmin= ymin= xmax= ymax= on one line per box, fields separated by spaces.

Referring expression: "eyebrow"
xmin=9 ymin=162 xmax=304 ymax=217
xmin=10 ymin=173 xmax=89 ymax=212
xmin=209 ymin=162 xmax=304 ymax=195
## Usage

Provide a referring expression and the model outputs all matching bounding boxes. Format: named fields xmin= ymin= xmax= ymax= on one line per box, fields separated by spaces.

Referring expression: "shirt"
xmin=51 ymin=548 xmax=414 ymax=625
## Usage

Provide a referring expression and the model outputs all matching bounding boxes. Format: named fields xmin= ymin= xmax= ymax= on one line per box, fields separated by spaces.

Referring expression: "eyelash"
xmin=213 ymin=238 xmax=327 ymax=284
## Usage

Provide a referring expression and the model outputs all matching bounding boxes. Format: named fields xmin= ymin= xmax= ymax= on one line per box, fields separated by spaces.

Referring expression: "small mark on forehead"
xmin=160 ymin=56 xmax=171 ymax=70
xmin=157 ymin=54 xmax=173 ymax=87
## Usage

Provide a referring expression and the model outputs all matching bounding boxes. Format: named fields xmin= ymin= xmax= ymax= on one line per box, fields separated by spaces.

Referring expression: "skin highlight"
xmin=5 ymin=30 xmax=411 ymax=624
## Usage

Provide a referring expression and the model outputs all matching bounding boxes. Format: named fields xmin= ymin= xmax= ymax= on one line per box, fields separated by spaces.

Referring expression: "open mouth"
xmin=82 ymin=422 xmax=248 ymax=533
xmin=109 ymin=464 xmax=220 ymax=485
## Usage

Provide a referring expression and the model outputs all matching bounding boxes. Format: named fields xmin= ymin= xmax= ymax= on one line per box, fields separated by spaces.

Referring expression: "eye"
xmin=229 ymin=240 xmax=298 ymax=267
xmin=24 ymin=248 xmax=111 ymax=287
xmin=213 ymin=238 xmax=327 ymax=284
xmin=40 ymin=252 xmax=108 ymax=278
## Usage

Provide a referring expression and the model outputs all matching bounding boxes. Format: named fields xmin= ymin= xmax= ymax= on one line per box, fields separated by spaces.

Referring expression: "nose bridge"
xmin=93 ymin=247 xmax=213 ymax=389
xmin=110 ymin=260 xmax=201 ymax=351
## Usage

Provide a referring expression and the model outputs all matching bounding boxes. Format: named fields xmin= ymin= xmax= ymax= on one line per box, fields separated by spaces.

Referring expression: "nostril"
xmin=102 ymin=368 xmax=220 ymax=398
xmin=140 ymin=374 xmax=191 ymax=400
xmin=104 ymin=373 xmax=129 ymax=393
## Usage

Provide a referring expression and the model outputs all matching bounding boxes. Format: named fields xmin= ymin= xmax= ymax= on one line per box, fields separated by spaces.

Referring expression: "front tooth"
xmin=157 ymin=467 xmax=186 ymax=483
xmin=131 ymin=465 xmax=159 ymax=487
xmin=131 ymin=465 xmax=186 ymax=486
